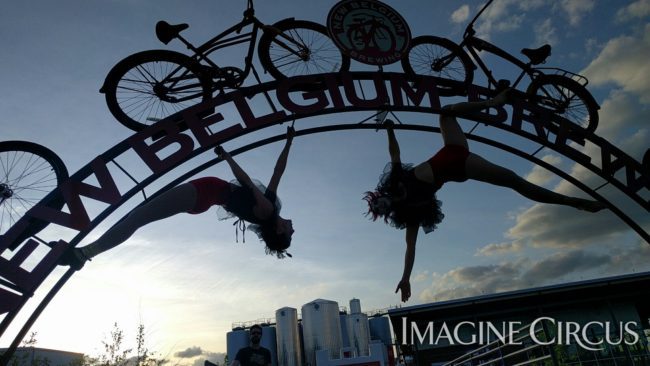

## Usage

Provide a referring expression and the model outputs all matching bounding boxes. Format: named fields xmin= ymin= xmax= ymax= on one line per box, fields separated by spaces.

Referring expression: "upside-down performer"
xmin=363 ymin=91 xmax=606 ymax=302
xmin=60 ymin=126 xmax=296 ymax=270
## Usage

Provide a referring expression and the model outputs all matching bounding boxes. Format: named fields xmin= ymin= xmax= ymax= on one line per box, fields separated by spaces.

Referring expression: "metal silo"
xmin=369 ymin=316 xmax=393 ymax=346
xmin=260 ymin=325 xmax=278 ymax=366
xmin=346 ymin=299 xmax=370 ymax=356
xmin=339 ymin=312 xmax=350 ymax=348
xmin=227 ymin=328 xmax=249 ymax=362
xmin=275 ymin=307 xmax=302 ymax=366
xmin=301 ymin=299 xmax=342 ymax=366
xmin=350 ymin=298 xmax=362 ymax=314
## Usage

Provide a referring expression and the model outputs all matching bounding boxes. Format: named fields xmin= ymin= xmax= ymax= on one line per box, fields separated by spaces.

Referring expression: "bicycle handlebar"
xmin=464 ymin=0 xmax=493 ymax=37
xmin=243 ymin=0 xmax=254 ymax=19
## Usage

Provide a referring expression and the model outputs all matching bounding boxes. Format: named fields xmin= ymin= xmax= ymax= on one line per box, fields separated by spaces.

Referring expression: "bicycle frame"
xmin=453 ymin=0 xmax=540 ymax=90
xmin=181 ymin=14 xmax=263 ymax=81
xmin=145 ymin=15 xmax=265 ymax=105
xmin=159 ymin=6 xmax=305 ymax=95
xmin=460 ymin=32 xmax=537 ymax=90
xmin=102 ymin=0 xmax=350 ymax=131
xmin=401 ymin=0 xmax=599 ymax=132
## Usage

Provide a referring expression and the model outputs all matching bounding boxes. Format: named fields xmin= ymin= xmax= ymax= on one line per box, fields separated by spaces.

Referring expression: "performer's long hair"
xmin=364 ymin=163 xmax=444 ymax=234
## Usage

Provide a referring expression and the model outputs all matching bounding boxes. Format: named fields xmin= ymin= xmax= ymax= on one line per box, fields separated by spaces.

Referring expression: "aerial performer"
xmin=363 ymin=90 xmax=606 ymax=302
xmin=60 ymin=126 xmax=296 ymax=270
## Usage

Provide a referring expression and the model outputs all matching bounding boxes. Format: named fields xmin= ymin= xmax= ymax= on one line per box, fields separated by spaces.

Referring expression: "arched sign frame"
xmin=0 ymin=72 xmax=648 ymax=362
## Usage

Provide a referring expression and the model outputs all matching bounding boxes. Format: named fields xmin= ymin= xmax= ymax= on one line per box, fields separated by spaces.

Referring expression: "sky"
xmin=1 ymin=0 xmax=649 ymax=365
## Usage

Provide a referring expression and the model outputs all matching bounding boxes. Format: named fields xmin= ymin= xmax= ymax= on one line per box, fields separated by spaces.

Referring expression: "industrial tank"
xmin=260 ymin=325 xmax=278 ymax=366
xmin=346 ymin=299 xmax=370 ymax=356
xmin=227 ymin=328 xmax=249 ymax=362
xmin=369 ymin=316 xmax=393 ymax=346
xmin=339 ymin=312 xmax=350 ymax=348
xmin=350 ymin=298 xmax=362 ymax=314
xmin=301 ymin=299 xmax=342 ymax=366
xmin=275 ymin=307 xmax=302 ymax=366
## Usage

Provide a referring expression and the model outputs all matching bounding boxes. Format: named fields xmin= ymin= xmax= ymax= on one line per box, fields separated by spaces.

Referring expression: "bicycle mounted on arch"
xmin=401 ymin=0 xmax=600 ymax=133
xmin=100 ymin=0 xmax=351 ymax=132
xmin=1 ymin=141 xmax=69 ymax=251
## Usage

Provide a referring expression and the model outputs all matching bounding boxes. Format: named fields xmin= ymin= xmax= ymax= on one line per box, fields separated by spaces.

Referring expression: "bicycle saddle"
xmin=156 ymin=21 xmax=189 ymax=45
xmin=521 ymin=44 xmax=551 ymax=65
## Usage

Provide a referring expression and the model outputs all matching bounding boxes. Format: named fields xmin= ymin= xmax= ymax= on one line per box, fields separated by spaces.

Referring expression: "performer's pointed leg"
xmin=464 ymin=153 xmax=605 ymax=212
xmin=60 ymin=183 xmax=197 ymax=269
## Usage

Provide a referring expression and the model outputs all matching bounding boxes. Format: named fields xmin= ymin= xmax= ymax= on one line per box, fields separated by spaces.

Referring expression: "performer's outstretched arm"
xmin=396 ymin=224 xmax=418 ymax=302
xmin=385 ymin=121 xmax=401 ymax=164
xmin=216 ymin=147 xmax=256 ymax=190
xmin=267 ymin=126 xmax=295 ymax=193
xmin=216 ymin=146 xmax=274 ymax=216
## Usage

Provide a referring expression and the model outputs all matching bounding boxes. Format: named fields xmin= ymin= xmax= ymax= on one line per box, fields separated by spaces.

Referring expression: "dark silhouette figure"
xmin=364 ymin=91 xmax=605 ymax=302
xmin=60 ymin=127 xmax=296 ymax=270
xmin=231 ymin=324 xmax=272 ymax=366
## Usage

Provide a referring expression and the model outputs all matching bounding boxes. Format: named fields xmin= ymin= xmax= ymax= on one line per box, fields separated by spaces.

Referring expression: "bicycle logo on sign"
xmin=327 ymin=0 xmax=411 ymax=66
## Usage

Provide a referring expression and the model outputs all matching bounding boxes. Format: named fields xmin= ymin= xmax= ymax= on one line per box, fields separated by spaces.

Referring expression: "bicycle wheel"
xmin=102 ymin=50 xmax=212 ymax=132
xmin=1 ymin=141 xmax=68 ymax=248
xmin=258 ymin=19 xmax=351 ymax=80
xmin=527 ymin=74 xmax=599 ymax=134
xmin=401 ymin=36 xmax=474 ymax=96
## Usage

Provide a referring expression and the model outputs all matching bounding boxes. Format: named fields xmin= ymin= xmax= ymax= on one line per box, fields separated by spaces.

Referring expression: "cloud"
xmin=419 ymin=245 xmax=650 ymax=302
xmin=520 ymin=250 xmax=610 ymax=284
xmin=475 ymin=241 xmax=524 ymax=256
xmin=587 ymin=89 xmax=650 ymax=148
xmin=191 ymin=352 xmax=227 ymax=366
xmin=525 ymin=155 xmax=562 ymax=186
xmin=502 ymin=128 xmax=648 ymax=251
xmin=585 ymin=38 xmax=599 ymax=54
xmin=504 ymin=203 xmax=622 ymax=250
xmin=477 ymin=12 xmax=524 ymax=38
xmin=558 ymin=0 xmax=595 ymax=26
xmin=413 ymin=270 xmax=430 ymax=282
xmin=474 ymin=0 xmax=523 ymax=38
xmin=450 ymin=263 xmax=522 ymax=282
xmin=419 ymin=259 xmax=529 ymax=301
xmin=518 ymin=0 xmax=546 ymax=11
xmin=501 ymin=23 xmax=650 ymax=251
xmin=451 ymin=5 xmax=470 ymax=24
xmin=472 ymin=0 xmax=545 ymax=39
xmin=175 ymin=346 xmax=204 ymax=358
xmin=606 ymin=239 xmax=650 ymax=272
xmin=582 ymin=24 xmax=650 ymax=103
xmin=616 ymin=0 xmax=650 ymax=22
xmin=502 ymin=142 xmax=648 ymax=248
xmin=533 ymin=18 xmax=558 ymax=46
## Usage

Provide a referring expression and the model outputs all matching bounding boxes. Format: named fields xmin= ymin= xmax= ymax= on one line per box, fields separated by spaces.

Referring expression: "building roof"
xmin=388 ymin=271 xmax=650 ymax=317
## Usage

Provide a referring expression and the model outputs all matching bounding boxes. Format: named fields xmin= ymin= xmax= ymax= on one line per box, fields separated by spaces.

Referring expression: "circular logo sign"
xmin=327 ymin=0 xmax=411 ymax=66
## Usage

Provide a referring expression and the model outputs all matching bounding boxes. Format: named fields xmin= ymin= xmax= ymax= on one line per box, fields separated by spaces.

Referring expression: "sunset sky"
xmin=1 ymin=1 xmax=649 ymax=365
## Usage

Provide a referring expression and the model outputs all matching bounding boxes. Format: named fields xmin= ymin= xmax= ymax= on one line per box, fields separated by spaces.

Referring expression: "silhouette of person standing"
xmin=232 ymin=325 xmax=272 ymax=366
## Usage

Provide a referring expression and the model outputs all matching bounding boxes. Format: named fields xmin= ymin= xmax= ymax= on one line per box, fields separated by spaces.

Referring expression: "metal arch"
xmin=2 ymin=123 xmax=647 ymax=364
xmin=1 ymin=72 xmax=649 ymax=363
